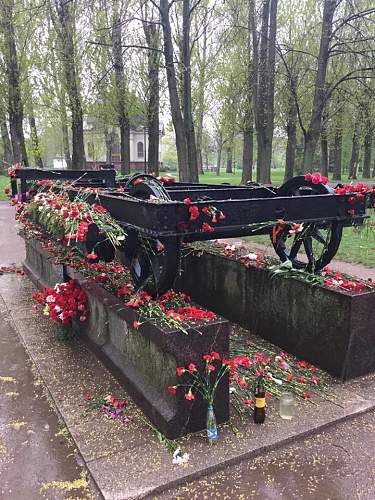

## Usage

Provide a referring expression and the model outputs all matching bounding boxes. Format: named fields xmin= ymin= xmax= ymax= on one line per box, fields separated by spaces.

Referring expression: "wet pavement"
xmin=0 ymin=297 xmax=101 ymax=499
xmin=153 ymin=409 xmax=375 ymax=499
xmin=0 ymin=202 xmax=25 ymax=264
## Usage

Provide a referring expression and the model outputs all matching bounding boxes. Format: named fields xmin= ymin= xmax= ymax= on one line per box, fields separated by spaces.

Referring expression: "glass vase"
xmin=206 ymin=404 xmax=218 ymax=444
xmin=279 ymin=392 xmax=296 ymax=420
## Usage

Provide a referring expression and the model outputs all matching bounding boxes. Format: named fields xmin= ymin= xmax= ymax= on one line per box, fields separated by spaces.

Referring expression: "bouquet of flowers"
xmin=33 ymin=280 xmax=88 ymax=339
xmin=168 ymin=352 xmax=251 ymax=443
xmin=168 ymin=352 xmax=251 ymax=404
xmin=85 ymin=389 xmax=129 ymax=423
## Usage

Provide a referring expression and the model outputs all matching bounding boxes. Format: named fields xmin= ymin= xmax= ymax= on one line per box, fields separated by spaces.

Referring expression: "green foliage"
xmin=0 ymin=0 xmax=375 ymax=183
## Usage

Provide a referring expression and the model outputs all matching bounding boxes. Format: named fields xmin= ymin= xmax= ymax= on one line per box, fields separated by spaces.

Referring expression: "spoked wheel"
xmin=126 ymin=173 xmax=171 ymax=201
xmin=271 ymin=176 xmax=343 ymax=272
xmin=272 ymin=221 xmax=343 ymax=272
xmin=129 ymin=236 xmax=180 ymax=297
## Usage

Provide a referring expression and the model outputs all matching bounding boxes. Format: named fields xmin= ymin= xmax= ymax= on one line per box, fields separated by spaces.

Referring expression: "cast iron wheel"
xmin=271 ymin=176 xmax=343 ymax=272
xmin=129 ymin=236 xmax=180 ymax=297
xmin=126 ymin=173 xmax=171 ymax=201
xmin=121 ymin=175 xmax=176 ymax=295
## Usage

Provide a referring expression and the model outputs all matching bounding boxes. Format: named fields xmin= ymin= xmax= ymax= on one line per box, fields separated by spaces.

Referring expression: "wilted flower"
xmin=172 ymin=447 xmax=190 ymax=465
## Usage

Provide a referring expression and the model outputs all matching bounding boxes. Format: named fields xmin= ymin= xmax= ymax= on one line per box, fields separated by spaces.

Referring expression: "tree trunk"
xmin=147 ymin=41 xmax=160 ymax=176
xmin=253 ymin=0 xmax=278 ymax=184
xmin=242 ymin=2 xmax=254 ymax=184
xmin=332 ymin=127 xmax=342 ymax=181
xmin=53 ymin=0 xmax=85 ymax=170
xmin=195 ymin=5 xmax=209 ymax=177
xmin=0 ymin=115 xmax=13 ymax=171
xmin=160 ymin=0 xmax=189 ymax=181
xmin=216 ymin=133 xmax=222 ymax=176
xmin=284 ymin=90 xmax=297 ymax=181
xmin=204 ymin=149 xmax=209 ymax=171
xmin=242 ymin=125 xmax=253 ymax=184
xmin=294 ymin=139 xmax=304 ymax=175
xmin=143 ymin=12 xmax=160 ymax=176
xmin=216 ymin=149 xmax=222 ymax=176
xmin=29 ymin=115 xmax=44 ymax=168
xmin=302 ymin=0 xmax=336 ymax=172
xmin=363 ymin=130 xmax=372 ymax=179
xmin=328 ymin=137 xmax=335 ymax=174
xmin=1 ymin=0 xmax=28 ymax=166
xmin=320 ymin=132 xmax=328 ymax=178
xmin=112 ymin=4 xmax=130 ymax=175
xmin=61 ymin=120 xmax=71 ymax=169
xmin=349 ymin=127 xmax=359 ymax=180
xmin=197 ymin=148 xmax=204 ymax=175
xmin=182 ymin=0 xmax=198 ymax=182
xmin=49 ymin=23 xmax=71 ymax=170
xmin=226 ymin=145 xmax=233 ymax=173
xmin=105 ymin=129 xmax=114 ymax=163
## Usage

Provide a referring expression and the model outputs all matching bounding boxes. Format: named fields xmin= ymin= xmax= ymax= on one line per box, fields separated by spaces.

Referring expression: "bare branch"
xmin=276 ymin=43 xmax=307 ymax=137
xmin=86 ymin=40 xmax=163 ymax=53
xmin=331 ymin=7 xmax=375 ymax=39
xmin=326 ymin=68 xmax=375 ymax=100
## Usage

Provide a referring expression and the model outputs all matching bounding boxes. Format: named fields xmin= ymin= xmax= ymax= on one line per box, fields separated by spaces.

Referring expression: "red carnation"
xmin=188 ymin=363 xmax=197 ymax=373
xmin=202 ymin=222 xmax=214 ymax=233
xmin=184 ymin=390 xmax=195 ymax=401
xmin=189 ymin=205 xmax=200 ymax=221
xmin=86 ymin=253 xmax=98 ymax=260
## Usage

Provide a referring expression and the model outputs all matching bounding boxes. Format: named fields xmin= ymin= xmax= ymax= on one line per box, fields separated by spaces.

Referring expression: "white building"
xmin=83 ymin=117 xmax=164 ymax=170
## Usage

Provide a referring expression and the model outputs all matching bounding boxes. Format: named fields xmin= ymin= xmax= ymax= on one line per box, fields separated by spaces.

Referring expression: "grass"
xmin=198 ymin=168 xmax=355 ymax=186
xmin=0 ymin=175 xmax=9 ymax=201
xmin=2 ymin=171 xmax=373 ymax=267
xmin=335 ymin=218 xmax=375 ymax=267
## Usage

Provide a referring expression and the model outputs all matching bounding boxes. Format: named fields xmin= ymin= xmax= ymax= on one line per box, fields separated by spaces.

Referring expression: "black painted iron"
xmin=13 ymin=169 xmax=372 ymax=295
xmin=12 ymin=168 xmax=116 ymax=201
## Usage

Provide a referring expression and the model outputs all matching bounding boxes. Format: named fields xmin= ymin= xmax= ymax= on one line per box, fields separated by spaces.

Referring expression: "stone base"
xmin=22 ymin=236 xmax=230 ymax=438
xmin=177 ymin=250 xmax=375 ymax=381
xmin=23 ymin=235 xmax=65 ymax=287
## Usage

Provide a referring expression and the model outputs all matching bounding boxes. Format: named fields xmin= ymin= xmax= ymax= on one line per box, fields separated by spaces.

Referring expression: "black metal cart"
xmin=12 ymin=169 xmax=371 ymax=296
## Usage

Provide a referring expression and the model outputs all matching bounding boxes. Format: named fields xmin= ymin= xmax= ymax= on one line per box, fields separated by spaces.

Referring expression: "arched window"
xmin=137 ymin=141 xmax=144 ymax=158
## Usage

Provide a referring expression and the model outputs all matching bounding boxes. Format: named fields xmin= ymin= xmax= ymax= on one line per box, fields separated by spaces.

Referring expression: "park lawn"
xmin=0 ymin=175 xmax=9 ymax=201
xmin=198 ymin=169 xmax=353 ymax=186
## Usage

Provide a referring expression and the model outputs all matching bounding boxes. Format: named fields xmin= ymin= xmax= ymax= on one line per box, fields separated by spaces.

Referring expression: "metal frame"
xmin=12 ymin=169 xmax=372 ymax=295
xmin=11 ymin=168 xmax=116 ymax=201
